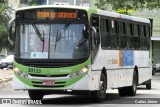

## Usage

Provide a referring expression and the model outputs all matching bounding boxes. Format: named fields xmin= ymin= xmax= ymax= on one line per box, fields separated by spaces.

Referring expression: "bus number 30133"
xmin=28 ymin=68 xmax=41 ymax=73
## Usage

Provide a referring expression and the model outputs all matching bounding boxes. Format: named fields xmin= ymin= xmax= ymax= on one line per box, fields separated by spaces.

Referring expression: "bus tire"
xmin=152 ymin=69 xmax=156 ymax=75
xmin=128 ymin=71 xmax=138 ymax=96
xmin=92 ymin=73 xmax=106 ymax=102
xmin=118 ymin=87 xmax=128 ymax=96
xmin=146 ymin=79 xmax=151 ymax=89
xmin=28 ymin=90 xmax=44 ymax=100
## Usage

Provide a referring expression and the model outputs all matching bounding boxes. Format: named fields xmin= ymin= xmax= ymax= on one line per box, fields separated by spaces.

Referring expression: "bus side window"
xmin=110 ymin=20 xmax=118 ymax=49
xmin=133 ymin=24 xmax=140 ymax=50
xmin=137 ymin=24 xmax=141 ymax=36
xmin=100 ymin=18 xmax=110 ymax=49
xmin=128 ymin=23 xmax=136 ymax=49
xmin=140 ymin=25 xmax=148 ymax=50
xmin=119 ymin=21 xmax=127 ymax=49
xmin=92 ymin=16 xmax=99 ymax=27
xmin=146 ymin=25 xmax=150 ymax=49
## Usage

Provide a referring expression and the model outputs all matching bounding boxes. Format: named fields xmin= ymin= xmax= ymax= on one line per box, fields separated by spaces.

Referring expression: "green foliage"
xmin=95 ymin=0 xmax=109 ymax=10
xmin=95 ymin=0 xmax=160 ymax=14
xmin=0 ymin=3 xmax=11 ymax=51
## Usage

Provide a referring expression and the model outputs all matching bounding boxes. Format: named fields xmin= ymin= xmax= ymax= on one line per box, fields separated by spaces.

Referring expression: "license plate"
xmin=42 ymin=80 xmax=55 ymax=86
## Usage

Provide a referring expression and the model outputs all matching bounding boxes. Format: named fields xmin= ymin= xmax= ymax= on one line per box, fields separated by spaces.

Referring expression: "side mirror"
xmin=8 ymin=19 xmax=15 ymax=46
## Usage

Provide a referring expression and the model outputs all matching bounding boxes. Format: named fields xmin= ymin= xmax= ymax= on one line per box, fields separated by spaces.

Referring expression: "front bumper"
xmin=13 ymin=70 xmax=101 ymax=91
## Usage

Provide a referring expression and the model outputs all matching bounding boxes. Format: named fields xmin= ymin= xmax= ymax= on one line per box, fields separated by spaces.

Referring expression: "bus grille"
xmin=32 ymin=81 xmax=66 ymax=88
xmin=29 ymin=74 xmax=69 ymax=77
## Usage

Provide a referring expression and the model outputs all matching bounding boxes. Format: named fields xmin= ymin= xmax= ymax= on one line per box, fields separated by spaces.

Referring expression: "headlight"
xmin=14 ymin=67 xmax=19 ymax=72
xmin=70 ymin=66 xmax=89 ymax=79
xmin=14 ymin=67 xmax=29 ymax=78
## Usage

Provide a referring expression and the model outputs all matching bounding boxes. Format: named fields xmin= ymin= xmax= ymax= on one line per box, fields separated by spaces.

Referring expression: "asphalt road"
xmin=0 ymin=71 xmax=160 ymax=107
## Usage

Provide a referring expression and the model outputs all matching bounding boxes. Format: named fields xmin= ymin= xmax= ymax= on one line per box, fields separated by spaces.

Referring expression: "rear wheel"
xmin=128 ymin=71 xmax=138 ymax=96
xmin=28 ymin=90 xmax=44 ymax=100
xmin=146 ymin=79 xmax=151 ymax=89
xmin=152 ymin=69 xmax=156 ymax=75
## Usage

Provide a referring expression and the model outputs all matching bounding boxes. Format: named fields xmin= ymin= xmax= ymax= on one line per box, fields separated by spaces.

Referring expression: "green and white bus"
xmin=9 ymin=5 xmax=152 ymax=102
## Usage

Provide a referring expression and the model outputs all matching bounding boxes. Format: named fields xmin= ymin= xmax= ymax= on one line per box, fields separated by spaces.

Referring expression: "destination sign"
xmin=16 ymin=8 xmax=88 ymax=21
xmin=37 ymin=11 xmax=78 ymax=19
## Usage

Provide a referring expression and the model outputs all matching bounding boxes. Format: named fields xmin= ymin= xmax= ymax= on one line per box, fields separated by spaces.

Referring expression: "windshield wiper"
xmin=54 ymin=22 xmax=71 ymax=51
xmin=32 ymin=23 xmax=45 ymax=42
xmin=32 ymin=23 xmax=45 ymax=52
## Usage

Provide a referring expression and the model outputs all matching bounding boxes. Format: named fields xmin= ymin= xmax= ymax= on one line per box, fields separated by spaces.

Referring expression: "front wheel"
xmin=28 ymin=90 xmax=44 ymax=100
xmin=92 ymin=73 xmax=107 ymax=102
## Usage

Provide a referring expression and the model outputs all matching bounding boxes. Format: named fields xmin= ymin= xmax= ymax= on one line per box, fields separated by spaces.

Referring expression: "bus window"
xmin=110 ymin=20 xmax=118 ymax=49
xmin=106 ymin=19 xmax=110 ymax=32
xmin=119 ymin=36 xmax=127 ymax=49
xmin=140 ymin=25 xmax=149 ymax=50
xmin=143 ymin=26 xmax=147 ymax=37
xmin=92 ymin=16 xmax=99 ymax=27
xmin=129 ymin=37 xmax=140 ymax=49
xmin=134 ymin=24 xmax=138 ymax=36
xmin=101 ymin=18 xmax=110 ymax=49
xmin=126 ymin=23 xmax=131 ymax=35
xmin=110 ymin=34 xmax=118 ymax=49
xmin=137 ymin=24 xmax=141 ymax=36
xmin=130 ymin=23 xmax=134 ymax=35
xmin=123 ymin=22 xmax=126 ymax=34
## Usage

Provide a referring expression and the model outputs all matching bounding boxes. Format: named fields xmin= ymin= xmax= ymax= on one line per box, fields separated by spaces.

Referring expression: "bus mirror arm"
xmin=91 ymin=26 xmax=100 ymax=46
xmin=8 ymin=19 xmax=15 ymax=46
xmin=91 ymin=26 xmax=97 ymax=33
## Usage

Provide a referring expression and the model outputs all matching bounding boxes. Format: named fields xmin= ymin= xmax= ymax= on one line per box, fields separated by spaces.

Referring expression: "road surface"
xmin=0 ymin=69 xmax=160 ymax=106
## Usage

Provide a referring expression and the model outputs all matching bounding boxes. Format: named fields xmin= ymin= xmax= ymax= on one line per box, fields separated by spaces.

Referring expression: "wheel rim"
xmin=133 ymin=74 xmax=137 ymax=92
xmin=99 ymin=81 xmax=106 ymax=98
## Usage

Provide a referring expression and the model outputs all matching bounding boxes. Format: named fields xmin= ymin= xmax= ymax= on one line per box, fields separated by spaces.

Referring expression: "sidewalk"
xmin=0 ymin=69 xmax=13 ymax=85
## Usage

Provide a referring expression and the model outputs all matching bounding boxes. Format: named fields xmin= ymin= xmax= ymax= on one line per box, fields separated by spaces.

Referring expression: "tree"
xmin=95 ymin=0 xmax=160 ymax=14
xmin=0 ymin=2 xmax=12 ymax=52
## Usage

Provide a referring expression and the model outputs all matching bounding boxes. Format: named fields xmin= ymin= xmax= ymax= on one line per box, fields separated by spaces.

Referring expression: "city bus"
xmin=8 ymin=5 xmax=152 ymax=102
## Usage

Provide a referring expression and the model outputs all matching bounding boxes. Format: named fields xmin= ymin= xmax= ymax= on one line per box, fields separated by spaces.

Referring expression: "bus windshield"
xmin=16 ymin=23 xmax=89 ymax=59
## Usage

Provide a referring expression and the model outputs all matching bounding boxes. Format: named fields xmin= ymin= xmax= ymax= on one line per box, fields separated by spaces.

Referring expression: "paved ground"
xmin=0 ymin=70 xmax=160 ymax=107
xmin=0 ymin=69 xmax=13 ymax=85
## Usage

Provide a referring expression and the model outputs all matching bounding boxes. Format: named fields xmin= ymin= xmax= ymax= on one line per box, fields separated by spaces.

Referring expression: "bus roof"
xmin=16 ymin=5 xmax=150 ymax=24
xmin=97 ymin=9 xmax=150 ymax=23
xmin=16 ymin=5 xmax=90 ymax=11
